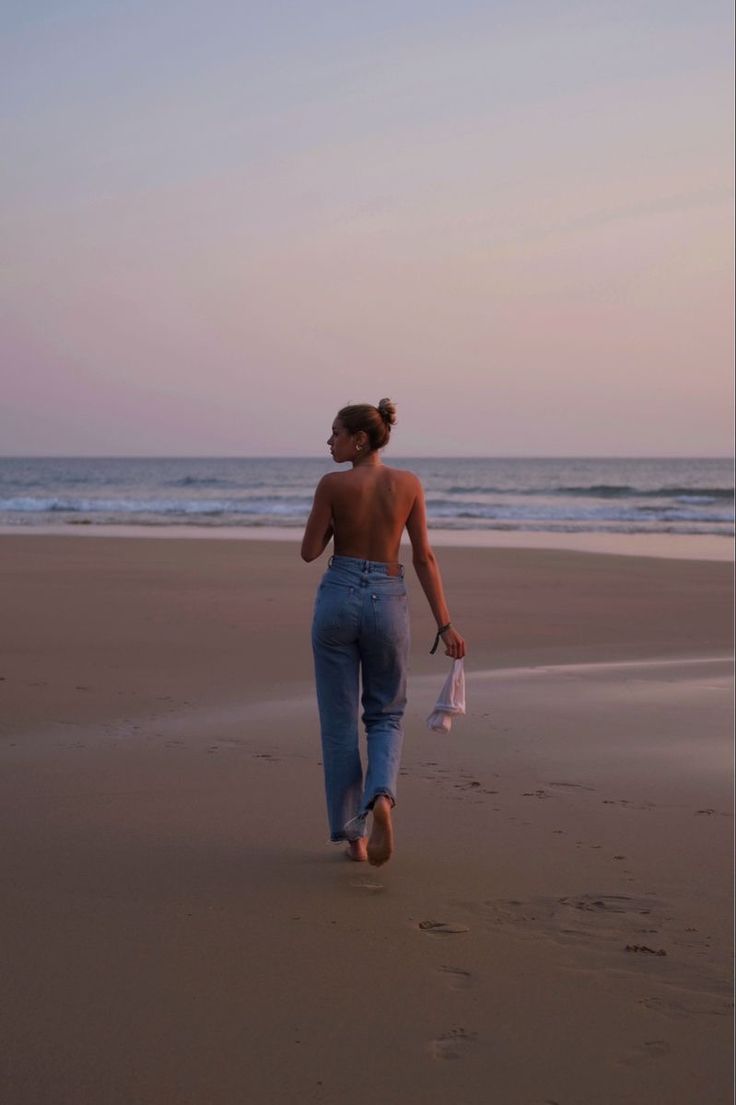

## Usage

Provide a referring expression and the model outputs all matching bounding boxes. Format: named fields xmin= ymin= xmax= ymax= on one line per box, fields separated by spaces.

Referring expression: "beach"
xmin=0 ymin=534 xmax=732 ymax=1105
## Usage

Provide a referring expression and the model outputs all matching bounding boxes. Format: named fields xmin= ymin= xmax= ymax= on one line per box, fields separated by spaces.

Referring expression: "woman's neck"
xmin=352 ymin=452 xmax=381 ymax=470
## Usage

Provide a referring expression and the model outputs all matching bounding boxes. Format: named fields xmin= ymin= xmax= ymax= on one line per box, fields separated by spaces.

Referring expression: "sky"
xmin=1 ymin=1 xmax=733 ymax=457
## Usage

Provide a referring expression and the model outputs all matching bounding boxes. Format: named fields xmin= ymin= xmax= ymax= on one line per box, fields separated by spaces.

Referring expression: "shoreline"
xmin=0 ymin=523 xmax=732 ymax=561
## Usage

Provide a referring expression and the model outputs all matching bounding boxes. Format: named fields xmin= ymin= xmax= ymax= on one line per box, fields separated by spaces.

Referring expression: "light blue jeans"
xmin=312 ymin=555 xmax=410 ymax=842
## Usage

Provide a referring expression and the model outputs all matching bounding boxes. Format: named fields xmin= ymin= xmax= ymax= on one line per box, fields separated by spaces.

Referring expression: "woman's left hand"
xmin=441 ymin=625 xmax=466 ymax=659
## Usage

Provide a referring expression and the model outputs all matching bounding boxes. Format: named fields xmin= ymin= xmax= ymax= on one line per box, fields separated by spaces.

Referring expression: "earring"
xmin=356 ymin=444 xmax=362 ymax=452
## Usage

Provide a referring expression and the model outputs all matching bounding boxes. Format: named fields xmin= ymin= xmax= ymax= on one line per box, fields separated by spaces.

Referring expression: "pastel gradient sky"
xmin=2 ymin=1 xmax=733 ymax=456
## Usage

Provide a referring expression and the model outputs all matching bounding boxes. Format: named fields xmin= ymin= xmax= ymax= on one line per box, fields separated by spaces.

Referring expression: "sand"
xmin=0 ymin=534 xmax=732 ymax=1105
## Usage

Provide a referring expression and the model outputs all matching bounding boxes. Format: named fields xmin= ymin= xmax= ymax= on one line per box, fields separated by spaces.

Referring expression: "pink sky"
xmin=2 ymin=3 xmax=733 ymax=456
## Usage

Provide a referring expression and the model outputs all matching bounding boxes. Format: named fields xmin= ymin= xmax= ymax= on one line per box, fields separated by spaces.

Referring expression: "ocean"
xmin=0 ymin=456 xmax=732 ymax=539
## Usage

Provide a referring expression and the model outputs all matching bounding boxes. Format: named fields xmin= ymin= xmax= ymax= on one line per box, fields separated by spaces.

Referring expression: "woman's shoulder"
xmin=383 ymin=465 xmax=421 ymax=486
xmin=385 ymin=467 xmax=422 ymax=499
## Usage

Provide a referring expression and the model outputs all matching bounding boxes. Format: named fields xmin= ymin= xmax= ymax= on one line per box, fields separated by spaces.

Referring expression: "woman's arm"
xmin=301 ymin=476 xmax=334 ymax=562
xmin=406 ymin=479 xmax=466 ymax=658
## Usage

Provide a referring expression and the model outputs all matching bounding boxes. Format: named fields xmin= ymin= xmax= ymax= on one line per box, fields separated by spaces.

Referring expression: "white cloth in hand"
xmin=426 ymin=659 xmax=466 ymax=732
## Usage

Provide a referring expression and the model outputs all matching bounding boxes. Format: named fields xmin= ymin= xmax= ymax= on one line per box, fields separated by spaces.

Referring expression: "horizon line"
xmin=0 ymin=453 xmax=733 ymax=462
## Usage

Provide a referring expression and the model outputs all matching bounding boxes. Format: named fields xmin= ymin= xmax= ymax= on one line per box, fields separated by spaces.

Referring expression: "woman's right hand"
xmin=441 ymin=625 xmax=466 ymax=659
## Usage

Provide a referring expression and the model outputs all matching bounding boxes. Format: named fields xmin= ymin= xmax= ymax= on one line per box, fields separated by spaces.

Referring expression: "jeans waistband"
xmin=328 ymin=554 xmax=404 ymax=579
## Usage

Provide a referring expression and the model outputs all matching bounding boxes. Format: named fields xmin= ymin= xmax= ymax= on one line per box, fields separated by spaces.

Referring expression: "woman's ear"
xmin=354 ymin=430 xmax=369 ymax=451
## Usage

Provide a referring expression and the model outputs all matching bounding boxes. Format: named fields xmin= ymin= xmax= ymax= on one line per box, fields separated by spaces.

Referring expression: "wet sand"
xmin=0 ymin=535 xmax=732 ymax=1104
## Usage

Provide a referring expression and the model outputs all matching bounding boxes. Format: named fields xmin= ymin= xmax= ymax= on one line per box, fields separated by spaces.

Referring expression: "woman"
xmin=301 ymin=399 xmax=466 ymax=866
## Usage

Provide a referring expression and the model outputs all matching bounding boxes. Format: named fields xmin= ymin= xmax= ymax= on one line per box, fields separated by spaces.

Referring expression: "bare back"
xmin=328 ymin=465 xmax=419 ymax=563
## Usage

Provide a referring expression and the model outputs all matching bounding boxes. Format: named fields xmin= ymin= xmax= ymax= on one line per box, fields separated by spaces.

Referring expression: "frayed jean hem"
xmin=364 ymin=787 xmax=395 ymax=812
xmin=339 ymin=789 xmax=395 ymax=842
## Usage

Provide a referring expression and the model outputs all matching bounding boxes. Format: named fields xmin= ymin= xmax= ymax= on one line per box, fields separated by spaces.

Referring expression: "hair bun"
xmin=377 ymin=398 xmax=397 ymax=427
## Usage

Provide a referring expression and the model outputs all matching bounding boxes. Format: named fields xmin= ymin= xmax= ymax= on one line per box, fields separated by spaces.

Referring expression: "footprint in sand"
xmin=431 ymin=1028 xmax=477 ymax=1060
xmin=417 ymin=920 xmax=470 ymax=936
xmin=437 ymin=965 xmax=473 ymax=990
xmin=468 ymin=893 xmax=665 ymax=949
xmin=559 ymin=894 xmax=656 ymax=916
xmin=639 ymin=994 xmax=734 ymax=1019
xmin=618 ymin=1039 xmax=671 ymax=1067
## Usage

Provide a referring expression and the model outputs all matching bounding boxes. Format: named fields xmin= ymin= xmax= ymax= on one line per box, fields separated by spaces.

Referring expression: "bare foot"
xmin=368 ymin=796 xmax=394 ymax=866
xmin=345 ymin=838 xmax=368 ymax=862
